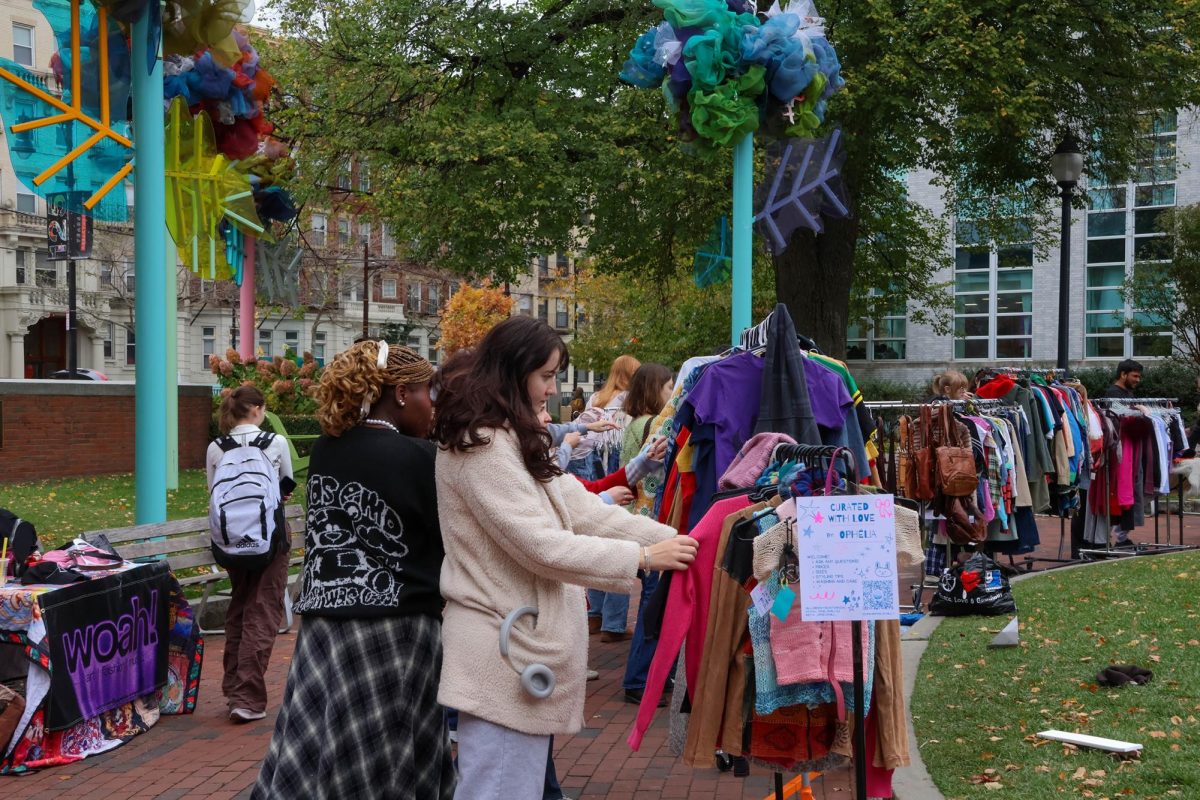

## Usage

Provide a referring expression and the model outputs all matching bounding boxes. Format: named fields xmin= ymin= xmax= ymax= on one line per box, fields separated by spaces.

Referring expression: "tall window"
xmin=382 ymin=278 xmax=398 ymax=299
xmin=555 ymin=298 xmax=569 ymax=329
xmin=381 ymin=224 xmax=395 ymax=257
xmin=846 ymin=296 xmax=907 ymax=360
xmin=12 ymin=100 xmax=34 ymax=151
xmin=103 ymin=322 xmax=114 ymax=360
xmin=16 ymin=189 xmax=36 ymax=214
xmin=538 ymin=298 xmax=548 ymax=322
xmin=407 ymin=282 xmax=422 ymax=314
xmin=338 ymin=218 xmax=350 ymax=247
xmin=125 ymin=327 xmax=136 ymax=365
xmin=358 ymin=164 xmax=370 ymax=191
xmin=516 ymin=293 xmax=532 ymax=316
xmin=1085 ymin=112 xmax=1177 ymax=359
xmin=538 ymin=255 xmax=549 ymax=278
xmin=313 ymin=331 xmax=327 ymax=365
xmin=336 ymin=160 xmax=352 ymax=190
xmin=427 ymin=284 xmax=440 ymax=314
xmin=12 ymin=23 xmax=33 ymax=67
xmin=310 ymin=213 xmax=327 ymax=247
xmin=407 ymin=334 xmax=422 ymax=351
xmin=258 ymin=328 xmax=272 ymax=357
xmin=35 ymin=251 xmax=56 ymax=287
xmin=359 ymin=222 xmax=371 ymax=248
xmin=555 ymin=252 xmax=569 ymax=275
xmin=201 ymin=326 xmax=215 ymax=369
xmin=952 ymin=220 xmax=1034 ymax=359
xmin=15 ymin=250 xmax=26 ymax=284
xmin=427 ymin=337 xmax=440 ymax=368
xmin=284 ymin=330 xmax=299 ymax=358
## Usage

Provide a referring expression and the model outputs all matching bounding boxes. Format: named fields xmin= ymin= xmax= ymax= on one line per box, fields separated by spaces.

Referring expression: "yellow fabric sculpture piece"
xmin=164 ymin=96 xmax=264 ymax=280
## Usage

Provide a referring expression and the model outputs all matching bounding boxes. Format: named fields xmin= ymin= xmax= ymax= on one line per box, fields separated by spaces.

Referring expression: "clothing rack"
xmin=1081 ymin=398 xmax=1190 ymax=560
xmin=766 ymin=444 xmax=868 ymax=800
xmin=866 ymin=400 xmax=1078 ymax=579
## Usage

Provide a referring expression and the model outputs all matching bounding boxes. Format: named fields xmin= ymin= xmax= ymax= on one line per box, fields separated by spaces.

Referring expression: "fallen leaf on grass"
xmin=1149 ymin=731 xmax=1167 ymax=738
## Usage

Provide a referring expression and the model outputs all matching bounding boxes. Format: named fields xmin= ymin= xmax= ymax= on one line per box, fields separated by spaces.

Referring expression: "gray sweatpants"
xmin=454 ymin=712 xmax=550 ymax=800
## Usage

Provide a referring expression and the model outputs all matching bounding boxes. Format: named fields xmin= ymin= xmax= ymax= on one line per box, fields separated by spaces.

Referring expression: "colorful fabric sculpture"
xmin=621 ymin=0 xmax=844 ymax=150
xmin=753 ymin=127 xmax=850 ymax=253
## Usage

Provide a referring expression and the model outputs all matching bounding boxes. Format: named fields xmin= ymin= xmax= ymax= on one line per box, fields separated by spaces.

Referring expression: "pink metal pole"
xmin=239 ymin=236 xmax=256 ymax=361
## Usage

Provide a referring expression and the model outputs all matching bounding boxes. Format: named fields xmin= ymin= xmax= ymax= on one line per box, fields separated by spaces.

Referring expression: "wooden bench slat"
xmin=88 ymin=506 xmax=305 ymax=544
xmin=118 ymin=533 xmax=212 ymax=559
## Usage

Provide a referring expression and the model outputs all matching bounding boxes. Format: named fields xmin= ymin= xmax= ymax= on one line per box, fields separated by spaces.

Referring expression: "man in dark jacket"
xmin=1102 ymin=359 xmax=1143 ymax=399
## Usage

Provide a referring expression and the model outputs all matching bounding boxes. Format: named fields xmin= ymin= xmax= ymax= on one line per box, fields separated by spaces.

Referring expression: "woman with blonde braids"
xmin=253 ymin=341 xmax=455 ymax=800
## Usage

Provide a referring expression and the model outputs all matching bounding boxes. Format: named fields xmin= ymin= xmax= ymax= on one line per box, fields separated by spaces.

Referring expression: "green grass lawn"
xmin=0 ymin=470 xmax=213 ymax=545
xmin=912 ymin=551 xmax=1200 ymax=799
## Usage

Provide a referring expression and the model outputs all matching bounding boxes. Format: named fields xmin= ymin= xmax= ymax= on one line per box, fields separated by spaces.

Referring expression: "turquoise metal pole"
xmin=731 ymin=133 xmax=753 ymax=346
xmin=133 ymin=9 xmax=167 ymax=523
xmin=165 ymin=237 xmax=178 ymax=491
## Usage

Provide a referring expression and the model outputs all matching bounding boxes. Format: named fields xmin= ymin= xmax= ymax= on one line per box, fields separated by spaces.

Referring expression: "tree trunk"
xmin=772 ymin=212 xmax=860 ymax=359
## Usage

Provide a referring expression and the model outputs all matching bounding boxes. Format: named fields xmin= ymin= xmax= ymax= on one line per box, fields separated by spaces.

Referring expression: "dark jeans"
xmin=223 ymin=543 xmax=289 ymax=713
xmin=622 ymin=571 xmax=660 ymax=690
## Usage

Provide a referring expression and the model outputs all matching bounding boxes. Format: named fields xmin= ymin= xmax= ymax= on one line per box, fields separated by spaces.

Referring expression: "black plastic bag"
xmin=930 ymin=552 xmax=1017 ymax=617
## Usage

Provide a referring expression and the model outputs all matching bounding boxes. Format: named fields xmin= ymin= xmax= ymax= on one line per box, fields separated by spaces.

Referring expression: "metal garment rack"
xmin=770 ymin=444 xmax=868 ymax=800
xmin=1080 ymin=398 xmax=1192 ymax=559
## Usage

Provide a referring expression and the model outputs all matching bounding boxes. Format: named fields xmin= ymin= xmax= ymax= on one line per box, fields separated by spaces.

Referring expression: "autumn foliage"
xmin=438 ymin=283 xmax=514 ymax=356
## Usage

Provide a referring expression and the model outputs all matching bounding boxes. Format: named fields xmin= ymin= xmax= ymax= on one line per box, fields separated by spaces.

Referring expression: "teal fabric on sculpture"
xmin=621 ymin=27 xmax=666 ymax=88
xmin=683 ymin=28 xmax=735 ymax=92
xmin=653 ymin=0 xmax=729 ymax=31
xmin=688 ymin=65 xmax=766 ymax=147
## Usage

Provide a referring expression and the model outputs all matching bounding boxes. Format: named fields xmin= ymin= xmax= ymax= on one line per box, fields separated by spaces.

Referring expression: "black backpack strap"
xmin=250 ymin=431 xmax=277 ymax=450
xmin=215 ymin=435 xmax=240 ymax=453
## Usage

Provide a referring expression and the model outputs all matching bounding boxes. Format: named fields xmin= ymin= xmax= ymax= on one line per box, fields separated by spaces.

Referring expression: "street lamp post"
xmin=1051 ymin=134 xmax=1084 ymax=373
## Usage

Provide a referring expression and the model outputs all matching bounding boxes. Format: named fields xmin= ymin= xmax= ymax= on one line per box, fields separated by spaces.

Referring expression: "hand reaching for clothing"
xmin=606 ymin=486 xmax=634 ymax=505
xmin=646 ymin=536 xmax=699 ymax=571
xmin=585 ymin=420 xmax=619 ymax=433
xmin=646 ymin=436 xmax=668 ymax=462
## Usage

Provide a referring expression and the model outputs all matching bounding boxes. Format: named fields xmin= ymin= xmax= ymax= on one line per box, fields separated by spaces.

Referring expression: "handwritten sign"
xmin=781 ymin=494 xmax=899 ymax=622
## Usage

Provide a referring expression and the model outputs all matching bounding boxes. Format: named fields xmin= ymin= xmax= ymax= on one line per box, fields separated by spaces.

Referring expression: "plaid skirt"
xmin=252 ymin=614 xmax=455 ymax=800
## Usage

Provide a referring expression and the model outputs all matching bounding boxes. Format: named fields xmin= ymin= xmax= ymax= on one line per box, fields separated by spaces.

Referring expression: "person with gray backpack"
xmin=207 ymin=385 xmax=294 ymax=724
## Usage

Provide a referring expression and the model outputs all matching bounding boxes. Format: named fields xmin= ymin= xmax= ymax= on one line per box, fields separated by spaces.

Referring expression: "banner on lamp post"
xmin=46 ymin=191 xmax=94 ymax=261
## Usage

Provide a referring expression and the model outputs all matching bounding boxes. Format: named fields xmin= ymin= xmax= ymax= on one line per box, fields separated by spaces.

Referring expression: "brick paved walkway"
xmin=6 ymin=508 xmax=1200 ymax=799
xmin=4 ymin=626 xmax=856 ymax=799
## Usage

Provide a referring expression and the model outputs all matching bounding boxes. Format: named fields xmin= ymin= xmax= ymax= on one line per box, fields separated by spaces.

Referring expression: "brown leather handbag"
xmin=934 ymin=406 xmax=978 ymax=497
xmin=913 ymin=406 xmax=937 ymax=501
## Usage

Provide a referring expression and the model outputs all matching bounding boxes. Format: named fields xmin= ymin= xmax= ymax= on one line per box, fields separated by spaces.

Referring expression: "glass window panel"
xmin=1087 ymin=211 xmax=1126 ymax=238
xmin=1087 ymin=265 xmax=1126 ymax=287
xmin=1088 ymin=188 xmax=1126 ymax=210
xmin=1086 ymin=238 xmax=1126 ymax=264
xmin=846 ymin=322 xmax=865 ymax=340
xmin=1136 ymin=161 xmax=1177 ymax=183
xmin=995 ymin=292 xmax=1032 ymax=313
xmin=955 ymin=295 xmax=990 ymax=315
xmin=954 ymin=317 xmax=990 ymax=337
xmin=1086 ymin=288 xmax=1124 ymax=311
xmin=1133 ymin=335 xmax=1172 ymax=358
xmin=995 ymin=338 xmax=1032 ymax=359
xmin=873 ymin=341 xmax=906 ymax=360
xmin=955 ymin=248 xmax=990 ymax=271
xmin=997 ymin=246 xmax=1033 ymax=268
xmin=1150 ymin=136 xmax=1176 ymax=162
xmin=1134 ymin=236 xmax=1171 ymax=261
xmin=1086 ymin=312 xmax=1126 ymax=334
xmin=1086 ymin=336 xmax=1125 ymax=358
xmin=1132 ymin=311 xmax=1171 ymax=330
xmin=878 ymin=319 xmax=906 ymax=338
xmin=1152 ymin=111 xmax=1177 ymax=135
xmin=996 ymin=316 xmax=1032 ymax=337
xmin=955 ymin=221 xmax=982 ymax=245
xmin=1135 ymin=184 xmax=1175 ymax=207
xmin=996 ymin=270 xmax=1032 ymax=291
xmin=954 ymin=272 xmax=990 ymax=293
xmin=846 ymin=342 xmax=868 ymax=360
xmin=954 ymin=339 xmax=990 ymax=359
xmin=1134 ymin=209 xmax=1166 ymax=235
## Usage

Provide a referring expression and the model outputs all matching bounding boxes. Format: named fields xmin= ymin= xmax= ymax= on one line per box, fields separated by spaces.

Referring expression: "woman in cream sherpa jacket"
xmin=436 ymin=424 xmax=677 ymax=736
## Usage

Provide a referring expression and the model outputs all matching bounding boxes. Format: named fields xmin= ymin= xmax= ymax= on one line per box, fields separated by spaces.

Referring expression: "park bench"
xmin=81 ymin=504 xmax=306 ymax=636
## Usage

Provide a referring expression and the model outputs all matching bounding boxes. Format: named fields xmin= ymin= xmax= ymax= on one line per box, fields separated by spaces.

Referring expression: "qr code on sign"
xmin=862 ymin=580 xmax=894 ymax=612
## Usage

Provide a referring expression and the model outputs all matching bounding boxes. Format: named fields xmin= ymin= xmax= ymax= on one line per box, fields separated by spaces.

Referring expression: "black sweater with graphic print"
xmin=293 ymin=425 xmax=445 ymax=620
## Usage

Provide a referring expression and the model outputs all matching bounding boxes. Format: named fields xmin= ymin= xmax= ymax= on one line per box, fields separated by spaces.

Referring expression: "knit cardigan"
xmin=436 ymin=426 xmax=677 ymax=736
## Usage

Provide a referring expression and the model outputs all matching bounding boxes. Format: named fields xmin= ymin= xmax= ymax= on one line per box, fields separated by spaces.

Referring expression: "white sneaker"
xmin=230 ymin=707 xmax=266 ymax=723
